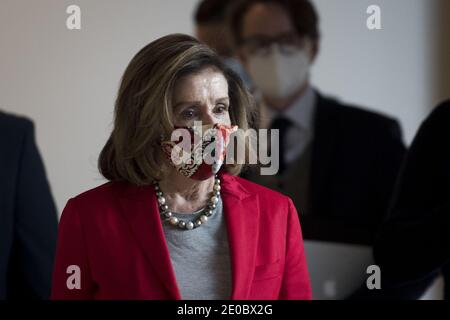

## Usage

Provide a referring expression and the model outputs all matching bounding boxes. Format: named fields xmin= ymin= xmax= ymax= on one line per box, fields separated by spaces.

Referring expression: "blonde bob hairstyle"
xmin=99 ymin=33 xmax=256 ymax=185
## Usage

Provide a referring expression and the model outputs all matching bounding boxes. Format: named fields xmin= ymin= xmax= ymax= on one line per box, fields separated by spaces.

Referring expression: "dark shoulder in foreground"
xmin=413 ymin=100 xmax=450 ymax=145
xmin=0 ymin=110 xmax=34 ymax=135
xmin=425 ymin=100 xmax=450 ymax=125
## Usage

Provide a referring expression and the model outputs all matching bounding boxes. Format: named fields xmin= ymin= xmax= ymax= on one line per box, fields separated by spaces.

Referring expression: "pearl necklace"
xmin=153 ymin=175 xmax=221 ymax=230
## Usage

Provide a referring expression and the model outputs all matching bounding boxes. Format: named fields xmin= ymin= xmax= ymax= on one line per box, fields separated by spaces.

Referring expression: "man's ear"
xmin=310 ymin=39 xmax=320 ymax=64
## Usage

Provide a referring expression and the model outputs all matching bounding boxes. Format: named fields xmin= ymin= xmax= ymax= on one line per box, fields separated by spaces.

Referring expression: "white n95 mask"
xmin=247 ymin=44 xmax=311 ymax=100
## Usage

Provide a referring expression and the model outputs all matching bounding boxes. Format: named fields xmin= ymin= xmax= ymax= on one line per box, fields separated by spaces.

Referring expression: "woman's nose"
xmin=201 ymin=112 xmax=215 ymax=126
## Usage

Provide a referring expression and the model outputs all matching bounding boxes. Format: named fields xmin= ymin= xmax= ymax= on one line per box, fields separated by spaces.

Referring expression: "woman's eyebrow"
xmin=173 ymin=97 xmax=230 ymax=109
xmin=173 ymin=100 xmax=201 ymax=110
xmin=216 ymin=97 xmax=230 ymax=103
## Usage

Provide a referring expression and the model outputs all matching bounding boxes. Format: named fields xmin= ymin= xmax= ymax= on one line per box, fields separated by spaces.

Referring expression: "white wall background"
xmin=0 ymin=0 xmax=199 ymax=212
xmin=1 ymin=0 xmax=448 ymax=214
xmin=311 ymin=0 xmax=450 ymax=144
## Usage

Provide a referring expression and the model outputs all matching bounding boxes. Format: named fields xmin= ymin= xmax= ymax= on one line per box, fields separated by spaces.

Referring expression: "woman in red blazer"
xmin=51 ymin=34 xmax=312 ymax=300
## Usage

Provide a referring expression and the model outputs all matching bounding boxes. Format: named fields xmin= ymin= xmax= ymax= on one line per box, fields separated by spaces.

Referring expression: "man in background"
xmin=229 ymin=0 xmax=406 ymax=245
xmin=0 ymin=111 xmax=58 ymax=299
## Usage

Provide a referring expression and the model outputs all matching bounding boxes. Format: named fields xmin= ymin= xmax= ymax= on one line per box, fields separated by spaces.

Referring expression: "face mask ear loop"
xmin=212 ymin=131 xmax=225 ymax=175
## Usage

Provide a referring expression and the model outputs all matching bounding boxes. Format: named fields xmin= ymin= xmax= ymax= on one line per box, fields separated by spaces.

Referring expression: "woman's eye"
xmin=180 ymin=109 xmax=196 ymax=119
xmin=215 ymin=105 xmax=229 ymax=114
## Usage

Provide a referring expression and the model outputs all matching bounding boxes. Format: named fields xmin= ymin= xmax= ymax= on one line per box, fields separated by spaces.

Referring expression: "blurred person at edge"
xmin=230 ymin=0 xmax=406 ymax=246
xmin=351 ymin=100 xmax=450 ymax=300
xmin=0 ymin=111 xmax=58 ymax=299
xmin=50 ymin=34 xmax=312 ymax=300
xmin=194 ymin=0 xmax=253 ymax=90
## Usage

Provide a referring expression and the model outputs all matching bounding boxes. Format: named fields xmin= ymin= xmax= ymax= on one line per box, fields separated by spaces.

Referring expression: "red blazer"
xmin=51 ymin=171 xmax=312 ymax=300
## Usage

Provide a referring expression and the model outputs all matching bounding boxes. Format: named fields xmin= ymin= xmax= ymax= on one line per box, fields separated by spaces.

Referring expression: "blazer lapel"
xmin=119 ymin=183 xmax=182 ymax=299
xmin=117 ymin=172 xmax=260 ymax=300
xmin=219 ymin=172 xmax=260 ymax=300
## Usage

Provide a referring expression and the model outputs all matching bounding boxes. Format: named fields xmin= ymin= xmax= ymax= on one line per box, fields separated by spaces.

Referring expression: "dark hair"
xmin=99 ymin=34 xmax=257 ymax=185
xmin=194 ymin=0 xmax=239 ymax=25
xmin=229 ymin=0 xmax=320 ymax=45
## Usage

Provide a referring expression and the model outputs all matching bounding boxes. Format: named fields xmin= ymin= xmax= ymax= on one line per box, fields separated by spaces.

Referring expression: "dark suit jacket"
xmin=372 ymin=100 xmax=450 ymax=299
xmin=305 ymin=93 xmax=406 ymax=244
xmin=0 ymin=111 xmax=58 ymax=299
xmin=244 ymin=92 xmax=406 ymax=245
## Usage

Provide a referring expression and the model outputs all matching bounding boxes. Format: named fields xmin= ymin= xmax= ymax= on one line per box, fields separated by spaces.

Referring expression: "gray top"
xmin=161 ymin=197 xmax=232 ymax=300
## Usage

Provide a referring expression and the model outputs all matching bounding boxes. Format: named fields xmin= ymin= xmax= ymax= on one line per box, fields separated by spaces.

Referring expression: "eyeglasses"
xmin=240 ymin=33 xmax=307 ymax=56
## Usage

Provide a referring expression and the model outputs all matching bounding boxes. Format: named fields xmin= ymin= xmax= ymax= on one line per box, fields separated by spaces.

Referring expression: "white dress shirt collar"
xmin=266 ymin=85 xmax=316 ymax=132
